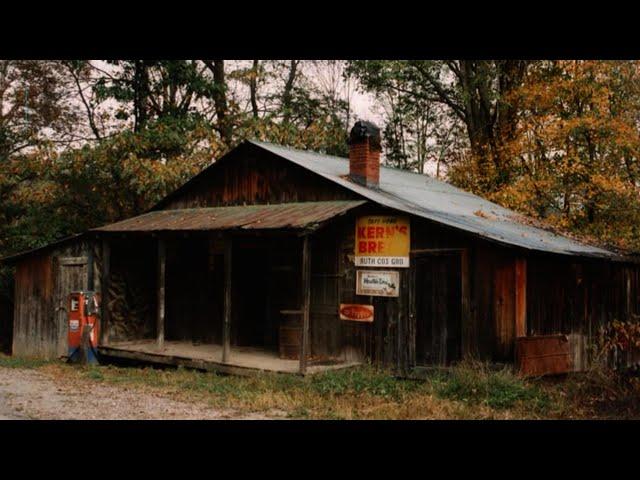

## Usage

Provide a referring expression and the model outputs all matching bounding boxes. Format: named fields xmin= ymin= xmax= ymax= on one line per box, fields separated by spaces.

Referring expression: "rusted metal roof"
xmin=92 ymin=201 xmax=366 ymax=233
xmin=0 ymin=233 xmax=86 ymax=264
xmin=249 ymin=140 xmax=620 ymax=259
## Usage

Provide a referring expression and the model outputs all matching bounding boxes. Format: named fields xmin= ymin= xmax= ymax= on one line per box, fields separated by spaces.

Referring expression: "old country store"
xmin=3 ymin=121 xmax=640 ymax=376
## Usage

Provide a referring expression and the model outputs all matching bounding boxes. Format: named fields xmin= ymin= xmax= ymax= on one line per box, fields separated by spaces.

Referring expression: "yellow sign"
xmin=355 ymin=216 xmax=410 ymax=268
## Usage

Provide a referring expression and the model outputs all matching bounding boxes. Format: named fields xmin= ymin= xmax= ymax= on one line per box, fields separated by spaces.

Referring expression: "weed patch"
xmin=431 ymin=361 xmax=551 ymax=412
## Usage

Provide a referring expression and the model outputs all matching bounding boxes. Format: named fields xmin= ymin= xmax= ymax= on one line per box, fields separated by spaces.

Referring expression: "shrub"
xmin=594 ymin=319 xmax=640 ymax=371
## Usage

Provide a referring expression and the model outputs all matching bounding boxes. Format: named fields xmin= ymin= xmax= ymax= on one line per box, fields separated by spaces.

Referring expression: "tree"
xmin=484 ymin=60 xmax=640 ymax=251
xmin=348 ymin=60 xmax=529 ymax=188
xmin=0 ymin=60 xmax=82 ymax=160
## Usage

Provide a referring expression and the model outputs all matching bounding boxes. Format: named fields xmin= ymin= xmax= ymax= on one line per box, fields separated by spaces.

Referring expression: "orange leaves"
xmin=493 ymin=60 xmax=640 ymax=252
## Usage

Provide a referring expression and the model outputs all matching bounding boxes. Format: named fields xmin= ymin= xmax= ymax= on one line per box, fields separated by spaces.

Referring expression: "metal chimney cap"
xmin=348 ymin=120 xmax=381 ymax=150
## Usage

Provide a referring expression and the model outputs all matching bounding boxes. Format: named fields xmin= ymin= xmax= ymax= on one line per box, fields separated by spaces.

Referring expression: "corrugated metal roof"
xmin=92 ymin=201 xmax=366 ymax=233
xmin=249 ymin=140 xmax=618 ymax=259
xmin=0 ymin=233 xmax=86 ymax=264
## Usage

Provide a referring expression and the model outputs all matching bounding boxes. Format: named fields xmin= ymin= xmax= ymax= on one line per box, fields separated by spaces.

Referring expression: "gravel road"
xmin=0 ymin=366 xmax=276 ymax=420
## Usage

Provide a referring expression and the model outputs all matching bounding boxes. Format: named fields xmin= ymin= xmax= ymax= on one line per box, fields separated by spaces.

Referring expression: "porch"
xmin=98 ymin=340 xmax=361 ymax=375
xmin=92 ymin=201 xmax=367 ymax=375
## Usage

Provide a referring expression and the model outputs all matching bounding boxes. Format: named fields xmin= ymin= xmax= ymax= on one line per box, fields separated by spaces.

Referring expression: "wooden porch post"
xmin=222 ymin=235 xmax=232 ymax=363
xmin=626 ymin=267 xmax=632 ymax=322
xmin=460 ymin=248 xmax=471 ymax=358
xmin=157 ymin=237 xmax=166 ymax=350
xmin=299 ymin=234 xmax=311 ymax=374
xmin=100 ymin=239 xmax=111 ymax=346
xmin=515 ymin=258 xmax=527 ymax=338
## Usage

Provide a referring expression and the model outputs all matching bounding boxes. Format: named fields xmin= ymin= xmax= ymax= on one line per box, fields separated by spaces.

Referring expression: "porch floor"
xmin=98 ymin=340 xmax=361 ymax=376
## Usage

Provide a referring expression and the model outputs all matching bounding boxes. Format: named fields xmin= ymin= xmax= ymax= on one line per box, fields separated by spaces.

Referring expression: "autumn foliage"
xmin=449 ymin=61 xmax=640 ymax=251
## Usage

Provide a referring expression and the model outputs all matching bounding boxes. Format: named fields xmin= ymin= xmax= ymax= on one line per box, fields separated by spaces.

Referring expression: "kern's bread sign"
xmin=339 ymin=304 xmax=374 ymax=322
xmin=355 ymin=216 xmax=410 ymax=267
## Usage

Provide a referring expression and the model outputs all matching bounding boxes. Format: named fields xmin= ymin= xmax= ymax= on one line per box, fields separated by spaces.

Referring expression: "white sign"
xmin=356 ymin=270 xmax=400 ymax=297
xmin=355 ymin=256 xmax=409 ymax=268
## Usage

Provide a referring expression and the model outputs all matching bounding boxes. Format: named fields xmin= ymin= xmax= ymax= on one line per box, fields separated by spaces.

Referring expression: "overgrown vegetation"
xmin=3 ymin=354 xmax=638 ymax=419
xmin=430 ymin=362 xmax=551 ymax=412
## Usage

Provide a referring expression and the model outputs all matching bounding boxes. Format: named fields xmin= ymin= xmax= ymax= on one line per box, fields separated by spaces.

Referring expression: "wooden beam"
xmin=515 ymin=258 xmax=527 ymax=338
xmin=222 ymin=235 xmax=232 ymax=363
xmin=460 ymin=248 xmax=472 ymax=358
xmin=100 ymin=239 xmax=111 ymax=346
xmin=411 ymin=248 xmax=465 ymax=255
xmin=626 ymin=267 xmax=632 ymax=321
xmin=157 ymin=238 xmax=166 ymax=350
xmin=299 ymin=234 xmax=311 ymax=374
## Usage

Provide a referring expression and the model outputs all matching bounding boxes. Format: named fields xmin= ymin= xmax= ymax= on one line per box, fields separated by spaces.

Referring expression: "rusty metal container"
xmin=516 ymin=334 xmax=572 ymax=377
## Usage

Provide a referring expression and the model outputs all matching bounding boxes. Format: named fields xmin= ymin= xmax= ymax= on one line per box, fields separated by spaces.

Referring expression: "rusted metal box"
xmin=516 ymin=335 xmax=572 ymax=377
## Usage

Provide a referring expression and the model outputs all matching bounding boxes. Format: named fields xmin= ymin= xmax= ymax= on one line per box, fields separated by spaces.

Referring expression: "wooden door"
xmin=54 ymin=257 xmax=88 ymax=357
xmin=414 ymin=253 xmax=462 ymax=366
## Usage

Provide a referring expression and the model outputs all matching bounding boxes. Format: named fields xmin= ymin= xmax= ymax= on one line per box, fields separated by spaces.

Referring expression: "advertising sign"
xmin=356 ymin=270 xmax=400 ymax=297
xmin=339 ymin=304 xmax=374 ymax=322
xmin=355 ymin=216 xmax=410 ymax=267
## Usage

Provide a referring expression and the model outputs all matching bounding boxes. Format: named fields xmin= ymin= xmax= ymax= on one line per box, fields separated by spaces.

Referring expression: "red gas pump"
xmin=67 ymin=291 xmax=100 ymax=364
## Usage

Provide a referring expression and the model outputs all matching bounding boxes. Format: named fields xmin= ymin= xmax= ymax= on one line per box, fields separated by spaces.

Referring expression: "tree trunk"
xmin=457 ymin=60 xmax=529 ymax=192
xmin=133 ymin=60 xmax=149 ymax=133
xmin=250 ymin=60 xmax=259 ymax=119
xmin=282 ymin=60 xmax=299 ymax=124
xmin=205 ymin=60 xmax=232 ymax=146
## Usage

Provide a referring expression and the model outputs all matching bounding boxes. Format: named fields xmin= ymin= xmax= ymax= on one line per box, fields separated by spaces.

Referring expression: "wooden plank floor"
xmin=98 ymin=340 xmax=361 ymax=376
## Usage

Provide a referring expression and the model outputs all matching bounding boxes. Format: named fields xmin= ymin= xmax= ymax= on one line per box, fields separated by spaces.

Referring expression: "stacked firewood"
xmin=107 ymin=272 xmax=151 ymax=340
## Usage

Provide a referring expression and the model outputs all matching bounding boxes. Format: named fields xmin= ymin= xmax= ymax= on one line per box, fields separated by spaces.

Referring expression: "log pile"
xmin=107 ymin=271 xmax=151 ymax=340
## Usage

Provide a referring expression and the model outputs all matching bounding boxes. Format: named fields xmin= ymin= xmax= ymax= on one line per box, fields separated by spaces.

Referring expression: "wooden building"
xmin=2 ymin=121 xmax=639 ymax=376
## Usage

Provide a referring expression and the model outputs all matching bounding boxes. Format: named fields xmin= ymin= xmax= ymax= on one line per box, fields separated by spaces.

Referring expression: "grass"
xmin=428 ymin=361 xmax=551 ymax=412
xmin=0 ymin=354 xmax=50 ymax=369
xmin=1 ymin=353 xmax=638 ymax=419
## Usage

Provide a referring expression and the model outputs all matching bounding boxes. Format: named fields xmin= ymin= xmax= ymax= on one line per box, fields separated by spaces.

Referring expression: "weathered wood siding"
xmin=312 ymin=210 xmax=523 ymax=373
xmin=161 ymin=144 xmax=357 ymax=210
xmin=526 ymin=255 xmax=639 ymax=370
xmin=12 ymin=239 xmax=98 ymax=359
xmin=12 ymin=253 xmax=54 ymax=357
xmin=309 ymin=228 xmax=342 ymax=359
xmin=315 ymin=211 xmax=611 ymax=372
xmin=0 ymin=289 xmax=12 ymax=354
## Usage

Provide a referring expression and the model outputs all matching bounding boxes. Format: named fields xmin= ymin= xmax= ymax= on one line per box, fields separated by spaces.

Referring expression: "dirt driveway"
xmin=0 ymin=366 xmax=276 ymax=420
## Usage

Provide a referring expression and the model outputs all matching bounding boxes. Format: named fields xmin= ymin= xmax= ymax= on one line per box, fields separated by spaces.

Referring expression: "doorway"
xmin=231 ymin=236 xmax=302 ymax=351
xmin=232 ymin=239 xmax=271 ymax=348
xmin=54 ymin=257 xmax=88 ymax=357
xmin=414 ymin=252 xmax=462 ymax=366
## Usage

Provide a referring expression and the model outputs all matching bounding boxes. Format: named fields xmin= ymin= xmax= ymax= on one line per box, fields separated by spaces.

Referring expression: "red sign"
xmin=339 ymin=304 xmax=374 ymax=322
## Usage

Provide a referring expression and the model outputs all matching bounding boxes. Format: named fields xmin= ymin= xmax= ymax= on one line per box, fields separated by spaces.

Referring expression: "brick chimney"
xmin=348 ymin=120 xmax=381 ymax=188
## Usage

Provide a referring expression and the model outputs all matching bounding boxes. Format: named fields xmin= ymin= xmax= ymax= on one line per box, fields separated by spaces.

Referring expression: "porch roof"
xmin=91 ymin=200 xmax=367 ymax=233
